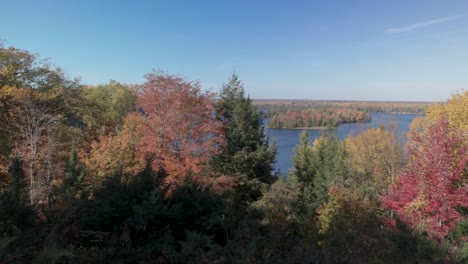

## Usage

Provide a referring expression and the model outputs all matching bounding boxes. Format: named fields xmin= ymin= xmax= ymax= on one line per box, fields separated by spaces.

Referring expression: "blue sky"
xmin=1 ymin=0 xmax=467 ymax=101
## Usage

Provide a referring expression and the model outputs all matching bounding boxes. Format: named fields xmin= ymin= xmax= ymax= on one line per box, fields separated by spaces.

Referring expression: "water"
xmin=266 ymin=113 xmax=422 ymax=175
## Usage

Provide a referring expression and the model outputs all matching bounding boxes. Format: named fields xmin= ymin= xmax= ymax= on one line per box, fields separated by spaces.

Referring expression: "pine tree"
xmin=62 ymin=138 xmax=82 ymax=199
xmin=291 ymin=130 xmax=314 ymax=184
xmin=0 ymin=156 xmax=34 ymax=233
xmin=213 ymin=74 xmax=277 ymax=184
xmin=310 ymin=133 xmax=347 ymax=209
xmin=291 ymin=131 xmax=348 ymax=212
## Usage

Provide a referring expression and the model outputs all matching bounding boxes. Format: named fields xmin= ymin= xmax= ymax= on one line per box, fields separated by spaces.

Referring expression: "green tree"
xmin=213 ymin=74 xmax=277 ymax=184
xmin=291 ymin=130 xmax=314 ymax=184
xmin=81 ymin=81 xmax=136 ymax=139
xmin=290 ymin=132 xmax=347 ymax=212
xmin=0 ymin=157 xmax=35 ymax=234
xmin=0 ymin=43 xmax=67 ymax=91
xmin=311 ymin=133 xmax=347 ymax=205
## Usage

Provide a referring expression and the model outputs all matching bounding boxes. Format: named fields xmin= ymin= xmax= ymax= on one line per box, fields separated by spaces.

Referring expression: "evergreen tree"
xmin=214 ymin=74 xmax=277 ymax=184
xmin=290 ymin=131 xmax=348 ymax=213
xmin=291 ymin=130 xmax=314 ymax=184
xmin=309 ymin=133 xmax=348 ymax=209
xmin=62 ymin=138 xmax=82 ymax=199
xmin=0 ymin=156 xmax=35 ymax=233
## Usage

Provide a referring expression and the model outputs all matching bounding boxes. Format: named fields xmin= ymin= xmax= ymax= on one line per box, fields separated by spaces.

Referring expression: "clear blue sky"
xmin=1 ymin=0 xmax=467 ymax=101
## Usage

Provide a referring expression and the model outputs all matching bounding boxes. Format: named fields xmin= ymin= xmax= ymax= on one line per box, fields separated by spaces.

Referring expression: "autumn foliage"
xmin=84 ymin=72 xmax=225 ymax=187
xmin=137 ymin=72 xmax=225 ymax=182
xmin=381 ymin=117 xmax=468 ymax=240
xmin=267 ymin=108 xmax=370 ymax=128
xmin=2 ymin=43 xmax=466 ymax=263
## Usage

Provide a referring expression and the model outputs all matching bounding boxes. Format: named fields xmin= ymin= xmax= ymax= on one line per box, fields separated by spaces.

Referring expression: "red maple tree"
xmin=381 ymin=117 xmax=468 ymax=240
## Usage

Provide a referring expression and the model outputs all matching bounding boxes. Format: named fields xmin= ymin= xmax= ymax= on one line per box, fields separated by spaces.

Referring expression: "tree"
xmin=344 ymin=127 xmax=403 ymax=200
xmin=137 ymin=72 xmax=225 ymax=185
xmin=381 ymin=118 xmax=468 ymax=240
xmin=289 ymin=131 xmax=348 ymax=213
xmin=308 ymin=133 xmax=348 ymax=209
xmin=213 ymin=74 xmax=277 ymax=183
xmin=0 ymin=156 xmax=35 ymax=234
xmin=0 ymin=43 xmax=67 ymax=91
xmin=0 ymin=43 xmax=78 ymax=206
xmin=81 ymin=81 xmax=136 ymax=139
xmin=82 ymin=113 xmax=147 ymax=184
xmin=291 ymin=130 xmax=314 ymax=184
xmin=426 ymin=90 xmax=467 ymax=134
xmin=5 ymin=88 xmax=61 ymax=204
xmin=84 ymin=72 xmax=225 ymax=188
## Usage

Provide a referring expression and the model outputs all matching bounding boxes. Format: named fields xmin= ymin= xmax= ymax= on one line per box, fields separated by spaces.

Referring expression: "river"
xmin=265 ymin=113 xmax=422 ymax=175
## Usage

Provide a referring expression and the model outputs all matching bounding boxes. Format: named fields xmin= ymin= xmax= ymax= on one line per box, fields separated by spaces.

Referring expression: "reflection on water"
xmin=266 ymin=113 xmax=422 ymax=175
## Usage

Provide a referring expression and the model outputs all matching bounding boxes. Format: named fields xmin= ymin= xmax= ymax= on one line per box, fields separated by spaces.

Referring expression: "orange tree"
xmin=84 ymin=72 xmax=225 ymax=187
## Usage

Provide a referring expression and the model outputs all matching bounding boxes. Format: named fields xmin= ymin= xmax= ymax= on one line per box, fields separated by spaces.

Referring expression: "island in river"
xmin=254 ymin=99 xmax=431 ymax=129
xmin=265 ymin=108 xmax=371 ymax=129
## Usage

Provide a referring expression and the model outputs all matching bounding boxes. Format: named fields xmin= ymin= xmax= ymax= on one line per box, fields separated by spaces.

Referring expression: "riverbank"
xmin=266 ymin=126 xmax=336 ymax=130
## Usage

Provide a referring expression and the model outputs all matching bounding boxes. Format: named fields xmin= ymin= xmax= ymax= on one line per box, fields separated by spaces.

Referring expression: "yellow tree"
xmin=344 ymin=127 xmax=403 ymax=199
xmin=426 ymin=90 xmax=467 ymax=141
xmin=82 ymin=113 xmax=147 ymax=186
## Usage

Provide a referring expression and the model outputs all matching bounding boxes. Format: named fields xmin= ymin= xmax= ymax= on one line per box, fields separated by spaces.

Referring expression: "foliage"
xmin=255 ymin=99 xmax=430 ymax=114
xmin=426 ymin=90 xmax=468 ymax=134
xmin=252 ymin=179 xmax=301 ymax=230
xmin=174 ymin=230 xmax=224 ymax=263
xmin=0 ymin=43 xmax=463 ymax=263
xmin=268 ymin=107 xmax=371 ymax=128
xmin=213 ymin=73 xmax=277 ymax=184
xmin=33 ymin=230 xmax=72 ymax=264
xmin=83 ymin=72 xmax=225 ymax=189
xmin=137 ymin=71 xmax=225 ymax=185
xmin=311 ymin=133 xmax=348 ymax=209
xmin=0 ymin=157 xmax=35 ymax=234
xmin=82 ymin=114 xmax=147 ymax=183
xmin=291 ymin=130 xmax=314 ymax=184
xmin=0 ymin=43 xmax=68 ymax=91
xmin=81 ymin=81 xmax=136 ymax=138
xmin=316 ymin=186 xmax=372 ymax=235
xmin=344 ymin=127 xmax=403 ymax=200
xmin=382 ymin=118 xmax=467 ymax=240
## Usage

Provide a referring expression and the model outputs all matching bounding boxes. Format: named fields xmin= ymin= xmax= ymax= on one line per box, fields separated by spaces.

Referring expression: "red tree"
xmin=381 ymin=118 xmax=468 ymax=240
xmin=137 ymin=72 xmax=225 ymax=185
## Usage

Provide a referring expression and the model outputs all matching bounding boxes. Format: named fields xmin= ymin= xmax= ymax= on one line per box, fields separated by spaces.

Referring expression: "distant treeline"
xmin=254 ymin=99 xmax=432 ymax=114
xmin=267 ymin=108 xmax=371 ymax=128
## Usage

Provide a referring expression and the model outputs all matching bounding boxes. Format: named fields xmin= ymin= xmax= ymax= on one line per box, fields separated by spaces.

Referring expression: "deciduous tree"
xmin=85 ymin=72 xmax=225 ymax=188
xmin=5 ymin=87 xmax=61 ymax=204
xmin=81 ymin=81 xmax=136 ymax=139
xmin=381 ymin=118 xmax=468 ymax=240
xmin=345 ymin=127 xmax=403 ymax=199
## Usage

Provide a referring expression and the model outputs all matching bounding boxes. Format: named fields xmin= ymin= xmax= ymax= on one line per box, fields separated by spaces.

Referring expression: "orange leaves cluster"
xmin=83 ymin=72 xmax=225 ymax=188
xmin=137 ymin=72 xmax=225 ymax=184
xmin=82 ymin=114 xmax=147 ymax=182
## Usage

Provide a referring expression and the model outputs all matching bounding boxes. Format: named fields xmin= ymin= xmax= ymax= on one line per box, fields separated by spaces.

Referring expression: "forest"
xmin=266 ymin=108 xmax=371 ymax=129
xmin=254 ymin=99 xmax=431 ymax=114
xmin=0 ymin=43 xmax=467 ymax=263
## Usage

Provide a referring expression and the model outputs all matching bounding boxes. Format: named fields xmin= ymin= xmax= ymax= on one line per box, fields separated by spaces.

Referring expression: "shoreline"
xmin=267 ymin=126 xmax=337 ymax=130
